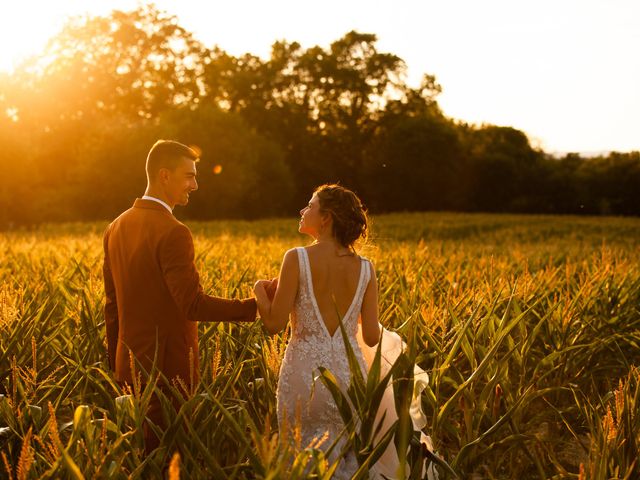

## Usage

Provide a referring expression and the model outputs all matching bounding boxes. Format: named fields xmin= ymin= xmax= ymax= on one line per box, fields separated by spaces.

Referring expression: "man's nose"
xmin=299 ymin=208 xmax=305 ymax=216
xmin=192 ymin=179 xmax=198 ymax=191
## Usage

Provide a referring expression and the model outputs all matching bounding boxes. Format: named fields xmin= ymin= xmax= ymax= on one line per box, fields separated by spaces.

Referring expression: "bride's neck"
xmin=313 ymin=235 xmax=354 ymax=256
xmin=314 ymin=231 xmax=337 ymax=246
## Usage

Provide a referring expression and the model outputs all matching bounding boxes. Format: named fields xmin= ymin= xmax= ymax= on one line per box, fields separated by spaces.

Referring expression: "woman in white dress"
xmin=253 ymin=184 xmax=435 ymax=479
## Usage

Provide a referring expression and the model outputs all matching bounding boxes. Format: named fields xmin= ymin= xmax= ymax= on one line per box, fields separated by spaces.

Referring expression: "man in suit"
xmin=103 ymin=139 xmax=257 ymax=451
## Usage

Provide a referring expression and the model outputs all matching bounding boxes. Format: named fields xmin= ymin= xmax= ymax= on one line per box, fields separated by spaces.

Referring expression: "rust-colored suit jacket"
xmin=103 ymin=199 xmax=257 ymax=385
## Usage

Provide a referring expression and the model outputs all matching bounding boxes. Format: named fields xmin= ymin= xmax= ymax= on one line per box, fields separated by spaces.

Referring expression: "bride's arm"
xmin=254 ymin=248 xmax=298 ymax=334
xmin=361 ymin=261 xmax=382 ymax=347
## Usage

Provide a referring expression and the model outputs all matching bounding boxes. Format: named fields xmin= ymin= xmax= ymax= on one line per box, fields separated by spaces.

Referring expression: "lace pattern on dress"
xmin=276 ymin=247 xmax=371 ymax=478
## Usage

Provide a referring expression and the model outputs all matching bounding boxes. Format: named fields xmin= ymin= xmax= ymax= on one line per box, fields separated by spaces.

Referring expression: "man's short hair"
xmin=146 ymin=140 xmax=199 ymax=179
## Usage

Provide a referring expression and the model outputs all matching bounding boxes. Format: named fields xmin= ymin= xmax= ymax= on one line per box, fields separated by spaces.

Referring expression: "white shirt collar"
xmin=141 ymin=195 xmax=173 ymax=214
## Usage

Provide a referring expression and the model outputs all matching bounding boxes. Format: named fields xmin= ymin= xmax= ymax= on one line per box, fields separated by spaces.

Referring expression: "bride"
xmin=253 ymin=184 xmax=436 ymax=479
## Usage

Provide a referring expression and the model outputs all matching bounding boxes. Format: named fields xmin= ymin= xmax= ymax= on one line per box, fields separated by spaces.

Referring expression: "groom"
xmin=103 ymin=139 xmax=257 ymax=450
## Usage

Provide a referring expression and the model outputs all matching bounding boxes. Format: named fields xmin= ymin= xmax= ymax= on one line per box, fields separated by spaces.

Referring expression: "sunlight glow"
xmin=0 ymin=2 xmax=126 ymax=72
xmin=0 ymin=5 xmax=55 ymax=72
xmin=1 ymin=0 xmax=639 ymax=153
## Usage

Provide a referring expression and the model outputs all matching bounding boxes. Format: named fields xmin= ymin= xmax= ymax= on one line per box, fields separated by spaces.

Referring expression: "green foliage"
xmin=575 ymin=367 xmax=640 ymax=479
xmin=1 ymin=213 xmax=639 ymax=478
xmin=315 ymin=316 xmax=405 ymax=478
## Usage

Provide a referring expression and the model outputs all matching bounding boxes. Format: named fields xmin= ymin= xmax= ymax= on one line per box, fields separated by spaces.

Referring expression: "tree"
xmin=202 ymin=31 xmax=410 ymax=202
xmin=581 ymin=152 xmax=640 ymax=215
xmin=459 ymin=125 xmax=545 ymax=212
xmin=7 ymin=3 xmax=205 ymax=128
xmin=0 ymin=112 xmax=34 ymax=227
xmin=153 ymin=106 xmax=294 ymax=219
xmin=1 ymin=3 xmax=638 ymax=226
xmin=363 ymin=77 xmax=460 ymax=211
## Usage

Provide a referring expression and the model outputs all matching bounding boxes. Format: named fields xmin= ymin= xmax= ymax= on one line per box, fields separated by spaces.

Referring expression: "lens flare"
xmin=189 ymin=144 xmax=203 ymax=157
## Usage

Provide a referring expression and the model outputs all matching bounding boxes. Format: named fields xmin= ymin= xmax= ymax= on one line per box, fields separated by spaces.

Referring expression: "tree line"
xmin=0 ymin=4 xmax=638 ymax=228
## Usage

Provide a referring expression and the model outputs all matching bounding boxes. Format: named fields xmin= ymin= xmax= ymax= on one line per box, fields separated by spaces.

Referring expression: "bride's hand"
xmin=265 ymin=277 xmax=278 ymax=301
xmin=253 ymin=279 xmax=269 ymax=293
xmin=254 ymin=278 xmax=278 ymax=301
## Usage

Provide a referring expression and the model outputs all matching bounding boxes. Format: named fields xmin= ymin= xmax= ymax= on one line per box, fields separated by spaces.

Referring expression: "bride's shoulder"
xmin=278 ymin=249 xmax=301 ymax=281
xmin=282 ymin=247 xmax=302 ymax=265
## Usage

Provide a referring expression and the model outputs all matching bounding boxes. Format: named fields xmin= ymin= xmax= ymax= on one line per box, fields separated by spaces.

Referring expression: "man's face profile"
xmin=162 ymin=157 xmax=198 ymax=207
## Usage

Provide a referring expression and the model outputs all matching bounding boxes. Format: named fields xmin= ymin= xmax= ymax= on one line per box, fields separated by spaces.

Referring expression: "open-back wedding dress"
xmin=276 ymin=247 xmax=437 ymax=479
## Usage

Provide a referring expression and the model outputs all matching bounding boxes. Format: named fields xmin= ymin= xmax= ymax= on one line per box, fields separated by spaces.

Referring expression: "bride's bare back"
xmin=254 ymin=185 xmax=380 ymax=348
xmin=305 ymin=243 xmax=363 ymax=336
xmin=251 ymin=185 xmax=435 ymax=478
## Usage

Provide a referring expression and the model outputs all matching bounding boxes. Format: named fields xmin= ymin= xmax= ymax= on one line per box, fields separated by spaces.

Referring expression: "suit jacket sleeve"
xmin=159 ymin=224 xmax=257 ymax=322
xmin=103 ymin=225 xmax=119 ymax=371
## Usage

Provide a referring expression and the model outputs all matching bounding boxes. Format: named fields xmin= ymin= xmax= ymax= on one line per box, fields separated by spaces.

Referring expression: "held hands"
xmin=254 ymin=278 xmax=278 ymax=331
xmin=253 ymin=278 xmax=278 ymax=302
xmin=253 ymin=276 xmax=289 ymax=335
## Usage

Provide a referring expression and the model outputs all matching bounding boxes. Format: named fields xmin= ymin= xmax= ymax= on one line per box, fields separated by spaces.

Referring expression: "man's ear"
xmin=158 ymin=168 xmax=170 ymax=184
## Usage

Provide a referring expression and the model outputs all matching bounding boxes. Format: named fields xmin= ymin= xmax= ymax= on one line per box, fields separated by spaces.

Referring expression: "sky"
xmin=1 ymin=0 xmax=639 ymax=154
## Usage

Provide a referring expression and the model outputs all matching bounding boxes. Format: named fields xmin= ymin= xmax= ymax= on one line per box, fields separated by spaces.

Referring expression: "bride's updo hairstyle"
xmin=314 ymin=184 xmax=369 ymax=249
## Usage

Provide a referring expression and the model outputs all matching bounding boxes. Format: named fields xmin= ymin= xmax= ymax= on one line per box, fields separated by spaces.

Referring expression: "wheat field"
xmin=1 ymin=212 xmax=639 ymax=479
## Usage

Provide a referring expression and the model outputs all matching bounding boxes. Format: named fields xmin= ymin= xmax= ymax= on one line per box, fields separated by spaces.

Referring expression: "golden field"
xmin=1 ymin=212 xmax=639 ymax=479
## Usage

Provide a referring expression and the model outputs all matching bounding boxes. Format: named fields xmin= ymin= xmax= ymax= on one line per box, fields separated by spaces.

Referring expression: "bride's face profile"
xmin=298 ymin=194 xmax=326 ymax=238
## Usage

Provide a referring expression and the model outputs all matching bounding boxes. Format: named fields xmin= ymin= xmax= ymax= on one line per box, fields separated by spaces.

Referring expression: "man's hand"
xmin=254 ymin=278 xmax=278 ymax=301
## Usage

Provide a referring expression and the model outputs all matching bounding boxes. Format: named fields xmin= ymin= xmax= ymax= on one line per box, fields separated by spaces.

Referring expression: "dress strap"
xmin=296 ymin=247 xmax=309 ymax=285
xmin=295 ymin=247 xmax=309 ymax=288
xmin=360 ymin=257 xmax=372 ymax=289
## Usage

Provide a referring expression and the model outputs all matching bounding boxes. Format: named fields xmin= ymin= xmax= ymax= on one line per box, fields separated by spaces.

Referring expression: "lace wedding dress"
xmin=276 ymin=247 xmax=437 ymax=479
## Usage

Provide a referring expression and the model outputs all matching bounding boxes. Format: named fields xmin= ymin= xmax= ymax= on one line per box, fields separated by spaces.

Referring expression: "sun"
xmin=0 ymin=2 xmax=132 ymax=72
xmin=0 ymin=5 xmax=61 ymax=71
